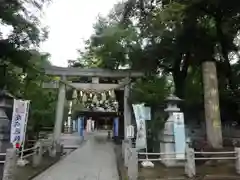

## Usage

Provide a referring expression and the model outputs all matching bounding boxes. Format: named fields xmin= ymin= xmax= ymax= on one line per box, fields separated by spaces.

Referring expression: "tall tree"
xmin=78 ymin=0 xmax=240 ymax=148
xmin=0 ymin=0 xmax=49 ymax=71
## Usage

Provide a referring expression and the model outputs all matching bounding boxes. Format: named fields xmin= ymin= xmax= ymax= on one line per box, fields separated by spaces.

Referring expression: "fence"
xmin=17 ymin=139 xmax=53 ymax=166
xmin=1 ymin=138 xmax=54 ymax=180
xmin=122 ymin=141 xmax=240 ymax=180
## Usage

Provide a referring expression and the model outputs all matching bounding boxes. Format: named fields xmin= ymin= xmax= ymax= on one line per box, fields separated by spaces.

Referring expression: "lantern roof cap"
xmin=165 ymin=94 xmax=183 ymax=102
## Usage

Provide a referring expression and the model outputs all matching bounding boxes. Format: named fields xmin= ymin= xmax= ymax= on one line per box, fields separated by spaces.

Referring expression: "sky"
xmin=40 ymin=0 xmax=119 ymax=67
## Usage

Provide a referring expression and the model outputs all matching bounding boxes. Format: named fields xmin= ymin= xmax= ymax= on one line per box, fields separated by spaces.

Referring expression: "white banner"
xmin=91 ymin=120 xmax=95 ymax=130
xmin=143 ymin=106 xmax=151 ymax=120
xmin=10 ymin=99 xmax=30 ymax=145
xmin=136 ymin=119 xmax=146 ymax=150
xmin=86 ymin=119 xmax=92 ymax=132
xmin=132 ymin=103 xmax=144 ymax=121
xmin=133 ymin=104 xmax=147 ymax=150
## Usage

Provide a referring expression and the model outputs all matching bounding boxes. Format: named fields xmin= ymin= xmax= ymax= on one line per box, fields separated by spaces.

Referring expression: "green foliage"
xmin=184 ymin=66 xmax=203 ymax=106
xmin=72 ymin=0 xmax=240 ymax=128
xmin=147 ymin=109 xmax=168 ymax=151
xmin=19 ymin=52 xmax=57 ymax=131
xmin=130 ymin=76 xmax=170 ymax=106
xmin=79 ymin=18 xmax=141 ymax=69
xmin=0 ymin=0 xmax=56 ymax=133
xmin=0 ymin=0 xmax=49 ymax=69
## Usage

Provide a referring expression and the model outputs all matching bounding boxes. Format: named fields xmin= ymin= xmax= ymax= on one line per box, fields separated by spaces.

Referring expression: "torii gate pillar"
xmin=52 ymin=76 xmax=66 ymax=156
xmin=124 ymin=81 xmax=131 ymax=139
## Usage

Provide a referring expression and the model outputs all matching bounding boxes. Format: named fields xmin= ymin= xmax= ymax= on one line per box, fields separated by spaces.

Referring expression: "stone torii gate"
xmin=43 ymin=66 xmax=143 ymax=155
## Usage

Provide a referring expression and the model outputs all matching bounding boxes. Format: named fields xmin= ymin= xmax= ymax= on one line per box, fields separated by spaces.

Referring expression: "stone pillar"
xmin=122 ymin=140 xmax=125 ymax=159
xmin=124 ymin=81 xmax=131 ymax=139
xmin=32 ymin=140 xmax=43 ymax=167
xmin=128 ymin=148 xmax=138 ymax=180
xmin=2 ymin=148 xmax=17 ymax=180
xmin=235 ymin=147 xmax=240 ymax=174
xmin=185 ymin=145 xmax=196 ymax=178
xmin=124 ymin=140 xmax=129 ymax=167
xmin=123 ymin=139 xmax=132 ymax=167
xmin=53 ymin=76 xmax=66 ymax=156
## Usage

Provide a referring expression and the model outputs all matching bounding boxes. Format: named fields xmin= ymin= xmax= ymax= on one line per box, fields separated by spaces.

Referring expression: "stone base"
xmin=50 ymin=143 xmax=63 ymax=157
xmin=17 ymin=159 xmax=29 ymax=167
xmin=160 ymin=141 xmax=185 ymax=167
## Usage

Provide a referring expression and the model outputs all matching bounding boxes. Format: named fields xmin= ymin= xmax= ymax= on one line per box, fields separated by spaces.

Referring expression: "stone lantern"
xmin=0 ymin=90 xmax=14 ymax=153
xmin=160 ymin=94 xmax=183 ymax=167
xmin=164 ymin=94 xmax=182 ymax=113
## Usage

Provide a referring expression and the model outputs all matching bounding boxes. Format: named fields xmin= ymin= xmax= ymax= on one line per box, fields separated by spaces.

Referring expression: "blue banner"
xmin=81 ymin=117 xmax=85 ymax=136
xmin=78 ymin=117 xmax=84 ymax=137
xmin=113 ymin=117 xmax=119 ymax=136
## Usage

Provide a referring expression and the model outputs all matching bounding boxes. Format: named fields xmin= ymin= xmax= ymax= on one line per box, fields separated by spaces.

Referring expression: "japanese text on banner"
xmin=10 ymin=100 xmax=29 ymax=145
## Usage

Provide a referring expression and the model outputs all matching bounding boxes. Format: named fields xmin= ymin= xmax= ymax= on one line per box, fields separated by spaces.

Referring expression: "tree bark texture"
xmin=202 ymin=61 xmax=223 ymax=148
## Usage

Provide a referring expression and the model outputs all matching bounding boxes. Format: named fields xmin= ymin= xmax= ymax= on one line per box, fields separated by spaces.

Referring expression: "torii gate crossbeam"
xmin=44 ymin=66 xmax=143 ymax=77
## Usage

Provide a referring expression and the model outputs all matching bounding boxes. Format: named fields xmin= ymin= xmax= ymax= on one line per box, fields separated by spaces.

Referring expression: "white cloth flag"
xmin=86 ymin=119 xmax=92 ymax=132
xmin=10 ymin=100 xmax=30 ymax=145
xmin=133 ymin=104 xmax=147 ymax=150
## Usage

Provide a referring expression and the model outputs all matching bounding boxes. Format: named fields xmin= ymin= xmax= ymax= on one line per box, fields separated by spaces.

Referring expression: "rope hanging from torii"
xmin=72 ymin=89 xmax=119 ymax=112
xmin=47 ymin=76 xmax=130 ymax=111
xmin=69 ymin=78 xmax=130 ymax=111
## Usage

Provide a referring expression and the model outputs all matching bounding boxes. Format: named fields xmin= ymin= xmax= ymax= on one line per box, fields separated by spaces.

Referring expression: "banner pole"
xmin=145 ymin=122 xmax=148 ymax=160
xmin=20 ymin=100 xmax=30 ymax=161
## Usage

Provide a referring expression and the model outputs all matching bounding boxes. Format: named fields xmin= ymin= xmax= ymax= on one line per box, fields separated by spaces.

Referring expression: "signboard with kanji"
xmin=173 ymin=112 xmax=186 ymax=159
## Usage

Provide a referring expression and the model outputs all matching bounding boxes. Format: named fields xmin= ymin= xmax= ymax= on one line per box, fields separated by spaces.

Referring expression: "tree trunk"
xmin=202 ymin=61 xmax=223 ymax=148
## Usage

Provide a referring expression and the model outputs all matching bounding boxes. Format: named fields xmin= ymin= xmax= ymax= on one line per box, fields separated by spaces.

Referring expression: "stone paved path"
xmin=33 ymin=131 xmax=119 ymax=180
xmin=60 ymin=133 xmax=84 ymax=148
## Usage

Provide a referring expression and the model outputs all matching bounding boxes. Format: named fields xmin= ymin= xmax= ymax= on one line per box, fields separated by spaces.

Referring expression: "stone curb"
xmin=204 ymin=175 xmax=240 ymax=179
xmin=143 ymin=177 xmax=186 ymax=180
xmin=143 ymin=175 xmax=240 ymax=180
xmin=114 ymin=145 xmax=126 ymax=180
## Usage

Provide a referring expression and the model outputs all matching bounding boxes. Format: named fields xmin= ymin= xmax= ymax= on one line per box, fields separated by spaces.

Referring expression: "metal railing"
xmin=19 ymin=146 xmax=38 ymax=159
xmin=138 ymin=151 xmax=237 ymax=161
xmin=138 ymin=152 xmax=185 ymax=161
xmin=12 ymin=138 xmax=53 ymax=167
xmin=194 ymin=151 xmax=237 ymax=160
xmin=122 ymin=141 xmax=240 ymax=180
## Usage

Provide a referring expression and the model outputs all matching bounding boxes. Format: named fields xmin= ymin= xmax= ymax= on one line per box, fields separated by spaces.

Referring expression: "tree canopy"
xmin=78 ymin=0 xmax=240 ymax=114
xmin=0 ymin=0 xmax=57 ymax=135
xmin=74 ymin=0 xmax=240 ymax=147
xmin=0 ymin=0 xmax=49 ymax=69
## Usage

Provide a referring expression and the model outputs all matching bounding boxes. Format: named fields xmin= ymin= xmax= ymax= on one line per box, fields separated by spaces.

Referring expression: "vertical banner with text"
xmin=133 ymin=104 xmax=147 ymax=150
xmin=78 ymin=117 xmax=84 ymax=137
xmin=113 ymin=117 xmax=119 ymax=136
xmin=10 ymin=99 xmax=30 ymax=146
xmin=86 ymin=119 xmax=92 ymax=132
